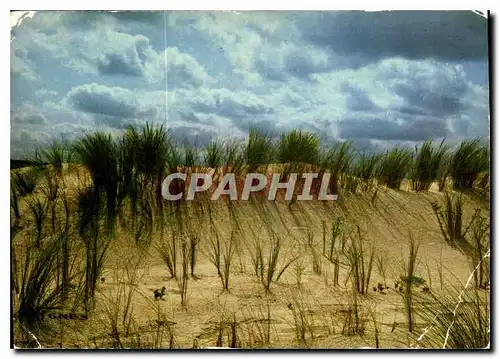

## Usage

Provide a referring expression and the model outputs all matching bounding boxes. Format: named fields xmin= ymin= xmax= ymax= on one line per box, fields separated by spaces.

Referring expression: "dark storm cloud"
xmin=12 ymin=113 xmax=46 ymax=125
xmin=93 ymin=114 xmax=139 ymax=129
xmin=168 ymin=61 xmax=204 ymax=88
xmin=98 ymin=52 xmax=144 ymax=76
xmin=396 ymin=105 xmax=433 ymax=117
xmin=168 ymin=126 xmax=216 ymax=146
xmin=388 ymin=76 xmax=467 ymax=117
xmin=190 ymin=91 xmax=274 ymax=120
xmin=283 ymin=50 xmax=330 ymax=79
xmin=164 ymin=47 xmax=213 ymax=89
xmin=230 ymin=118 xmax=283 ymax=137
xmin=109 ymin=11 xmax=164 ymax=25
xmin=339 ymin=116 xmax=449 ymax=142
xmin=376 ymin=58 xmax=470 ymax=117
xmin=96 ymin=35 xmax=153 ymax=77
xmin=349 ymin=138 xmax=379 ymax=152
xmin=51 ymin=11 xmax=164 ymax=29
xmin=302 ymin=11 xmax=488 ymax=63
xmin=254 ymin=58 xmax=287 ymax=82
xmin=254 ymin=44 xmax=332 ymax=82
xmin=39 ymin=11 xmax=110 ymax=30
xmin=217 ymin=100 xmax=274 ymax=119
xmin=66 ymin=83 xmax=156 ymax=119
xmin=176 ymin=110 xmax=204 ymax=125
xmin=342 ymin=83 xmax=380 ymax=112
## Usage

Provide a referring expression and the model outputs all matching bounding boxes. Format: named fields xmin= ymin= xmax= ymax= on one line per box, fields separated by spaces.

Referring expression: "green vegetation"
xmin=277 ymin=130 xmax=319 ymax=169
xmin=402 ymin=235 xmax=420 ymax=332
xmin=414 ymin=284 xmax=489 ymax=349
xmin=344 ymin=227 xmax=374 ymax=295
xmin=40 ymin=140 xmax=72 ymax=175
xmin=12 ymin=168 xmax=41 ymax=197
xmin=352 ymin=151 xmax=381 ymax=189
xmin=320 ymin=141 xmax=354 ymax=195
xmin=412 ymin=139 xmax=449 ymax=191
xmin=377 ymin=147 xmax=413 ymax=189
xmin=245 ymin=128 xmax=275 ymax=173
xmin=204 ymin=139 xmax=225 ymax=170
xmin=431 ymin=192 xmax=476 ymax=249
xmin=449 ymin=139 xmax=489 ymax=190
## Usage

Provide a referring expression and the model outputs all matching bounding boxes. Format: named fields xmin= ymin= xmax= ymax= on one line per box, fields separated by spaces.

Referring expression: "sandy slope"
xmin=11 ymin=165 xmax=490 ymax=348
xmin=14 ymin=182 xmax=486 ymax=348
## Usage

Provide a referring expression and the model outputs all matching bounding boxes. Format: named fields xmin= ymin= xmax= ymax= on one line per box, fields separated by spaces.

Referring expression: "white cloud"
xmin=10 ymin=11 xmax=489 ymax=158
xmin=15 ymin=14 xmax=212 ymax=89
xmin=11 ymin=47 xmax=38 ymax=81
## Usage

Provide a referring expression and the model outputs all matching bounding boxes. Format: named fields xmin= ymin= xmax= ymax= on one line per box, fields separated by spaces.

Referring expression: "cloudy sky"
xmin=10 ymin=10 xmax=489 ymax=159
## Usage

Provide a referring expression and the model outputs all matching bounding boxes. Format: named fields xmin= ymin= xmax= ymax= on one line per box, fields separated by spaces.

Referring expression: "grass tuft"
xmin=344 ymin=226 xmax=374 ymax=294
xmin=12 ymin=168 xmax=41 ymax=197
xmin=412 ymin=139 xmax=449 ymax=191
xmin=352 ymin=151 xmax=381 ymax=186
xmin=378 ymin=147 xmax=413 ymax=189
xmin=449 ymin=139 xmax=489 ymax=190
xmin=401 ymin=234 xmax=420 ymax=333
xmin=415 ymin=285 xmax=489 ymax=348
xmin=245 ymin=128 xmax=275 ymax=173
xmin=277 ymin=130 xmax=319 ymax=170
xmin=431 ymin=192 xmax=477 ymax=250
